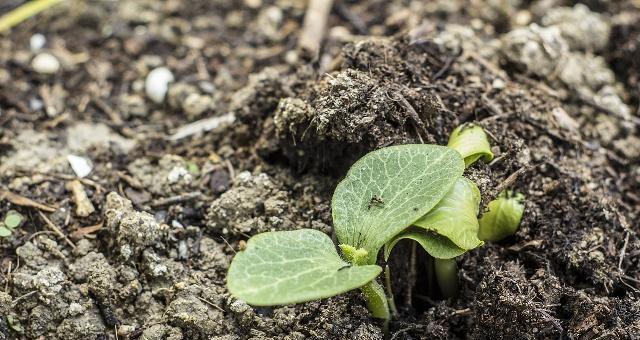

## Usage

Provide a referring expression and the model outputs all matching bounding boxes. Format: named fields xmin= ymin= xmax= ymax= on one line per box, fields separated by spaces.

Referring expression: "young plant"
xmin=385 ymin=124 xmax=492 ymax=299
xmin=0 ymin=210 xmax=23 ymax=238
xmin=478 ymin=190 xmax=525 ymax=242
xmin=227 ymin=145 xmax=465 ymax=321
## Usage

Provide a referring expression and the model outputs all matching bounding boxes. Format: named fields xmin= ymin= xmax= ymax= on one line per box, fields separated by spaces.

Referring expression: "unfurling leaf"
xmin=332 ymin=144 xmax=464 ymax=264
xmin=447 ymin=124 xmax=494 ymax=167
xmin=385 ymin=228 xmax=465 ymax=260
xmin=413 ymin=177 xmax=483 ymax=250
xmin=227 ymin=229 xmax=381 ymax=306
xmin=478 ymin=190 xmax=525 ymax=242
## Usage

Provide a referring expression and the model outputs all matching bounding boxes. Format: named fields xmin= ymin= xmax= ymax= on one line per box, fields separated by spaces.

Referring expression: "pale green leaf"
xmin=447 ymin=124 xmax=494 ymax=167
xmin=227 ymin=229 xmax=381 ymax=306
xmin=4 ymin=211 xmax=22 ymax=229
xmin=478 ymin=190 xmax=525 ymax=242
xmin=332 ymin=144 xmax=464 ymax=264
xmin=385 ymin=228 xmax=465 ymax=260
xmin=0 ymin=226 xmax=11 ymax=237
xmin=414 ymin=177 xmax=483 ymax=250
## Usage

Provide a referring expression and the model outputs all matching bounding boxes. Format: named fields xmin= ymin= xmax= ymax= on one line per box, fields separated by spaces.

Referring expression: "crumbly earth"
xmin=1 ymin=0 xmax=639 ymax=339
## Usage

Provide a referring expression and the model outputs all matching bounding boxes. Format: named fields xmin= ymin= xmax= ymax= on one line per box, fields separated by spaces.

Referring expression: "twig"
xmin=433 ymin=56 xmax=454 ymax=80
xmin=92 ymin=98 xmax=123 ymax=125
xmin=395 ymin=92 xmax=429 ymax=142
xmin=298 ymin=0 xmax=334 ymax=58
xmin=11 ymin=290 xmax=37 ymax=306
xmin=195 ymin=296 xmax=225 ymax=312
xmin=37 ymin=210 xmax=76 ymax=249
xmin=334 ymin=1 xmax=367 ymax=35
xmin=618 ymin=231 xmax=630 ymax=272
xmin=0 ymin=189 xmax=56 ymax=212
xmin=493 ymin=164 xmax=534 ymax=198
xmin=149 ymin=192 xmax=202 ymax=207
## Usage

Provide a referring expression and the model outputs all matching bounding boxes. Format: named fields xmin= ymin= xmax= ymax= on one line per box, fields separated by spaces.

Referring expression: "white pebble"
xmin=145 ymin=67 xmax=174 ymax=103
xmin=32 ymin=53 xmax=60 ymax=74
xmin=30 ymin=33 xmax=46 ymax=52
xmin=67 ymin=154 xmax=92 ymax=178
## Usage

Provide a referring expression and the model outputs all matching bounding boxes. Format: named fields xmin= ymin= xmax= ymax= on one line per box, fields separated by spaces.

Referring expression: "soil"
xmin=1 ymin=0 xmax=640 ymax=339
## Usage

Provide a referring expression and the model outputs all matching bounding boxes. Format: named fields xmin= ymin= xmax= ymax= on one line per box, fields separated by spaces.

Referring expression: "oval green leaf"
xmin=385 ymin=228 xmax=466 ymax=260
xmin=0 ymin=226 xmax=12 ymax=237
xmin=447 ymin=124 xmax=494 ymax=167
xmin=4 ymin=211 xmax=23 ymax=229
xmin=478 ymin=190 xmax=525 ymax=242
xmin=227 ymin=229 xmax=381 ymax=306
xmin=332 ymin=144 xmax=465 ymax=264
xmin=413 ymin=177 xmax=483 ymax=250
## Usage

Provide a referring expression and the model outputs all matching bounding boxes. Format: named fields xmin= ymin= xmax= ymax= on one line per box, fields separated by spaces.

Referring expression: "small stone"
xmin=145 ymin=67 xmax=174 ymax=103
xmin=32 ymin=53 xmax=60 ymax=74
xmin=30 ymin=33 xmax=46 ymax=52
xmin=67 ymin=154 xmax=92 ymax=178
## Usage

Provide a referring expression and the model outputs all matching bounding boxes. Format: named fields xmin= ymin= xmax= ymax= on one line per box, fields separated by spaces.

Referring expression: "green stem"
xmin=384 ymin=265 xmax=398 ymax=316
xmin=434 ymin=258 xmax=460 ymax=299
xmin=0 ymin=0 xmax=63 ymax=32
xmin=360 ymin=279 xmax=390 ymax=320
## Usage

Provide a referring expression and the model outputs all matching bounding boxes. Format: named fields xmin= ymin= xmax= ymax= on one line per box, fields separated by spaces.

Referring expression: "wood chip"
xmin=298 ymin=0 xmax=334 ymax=58
xmin=0 ymin=189 xmax=56 ymax=212
xmin=70 ymin=222 xmax=103 ymax=241
xmin=65 ymin=180 xmax=96 ymax=217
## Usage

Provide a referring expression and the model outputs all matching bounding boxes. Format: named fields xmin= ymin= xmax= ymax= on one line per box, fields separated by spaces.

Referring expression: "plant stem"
xmin=0 ymin=0 xmax=63 ymax=32
xmin=434 ymin=258 xmax=460 ymax=299
xmin=384 ymin=265 xmax=398 ymax=316
xmin=360 ymin=279 xmax=390 ymax=320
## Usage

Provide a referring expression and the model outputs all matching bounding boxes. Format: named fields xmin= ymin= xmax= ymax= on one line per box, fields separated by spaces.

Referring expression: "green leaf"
xmin=227 ymin=229 xmax=381 ymax=306
xmin=0 ymin=226 xmax=11 ymax=237
xmin=478 ymin=190 xmax=525 ymax=242
xmin=447 ymin=124 xmax=494 ymax=167
xmin=332 ymin=144 xmax=464 ymax=264
xmin=385 ymin=228 xmax=466 ymax=260
xmin=413 ymin=177 xmax=483 ymax=250
xmin=4 ymin=211 xmax=23 ymax=229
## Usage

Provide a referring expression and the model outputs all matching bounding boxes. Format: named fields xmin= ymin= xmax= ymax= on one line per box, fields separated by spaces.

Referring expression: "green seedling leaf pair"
xmin=228 ymin=145 xmax=465 ymax=310
xmin=0 ymin=211 xmax=23 ymax=237
xmin=478 ymin=190 xmax=525 ymax=242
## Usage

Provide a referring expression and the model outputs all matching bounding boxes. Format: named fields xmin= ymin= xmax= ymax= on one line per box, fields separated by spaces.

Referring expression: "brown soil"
xmin=1 ymin=0 xmax=639 ymax=339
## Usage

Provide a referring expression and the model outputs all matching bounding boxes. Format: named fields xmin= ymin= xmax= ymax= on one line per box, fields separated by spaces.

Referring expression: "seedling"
xmin=228 ymin=144 xmax=465 ymax=321
xmin=384 ymin=124 xmax=493 ymax=298
xmin=0 ymin=210 xmax=23 ymax=238
xmin=478 ymin=190 xmax=525 ymax=241
xmin=226 ymin=124 xmax=517 ymax=323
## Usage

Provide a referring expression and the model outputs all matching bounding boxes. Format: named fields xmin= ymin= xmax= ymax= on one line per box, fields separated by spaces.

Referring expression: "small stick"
xmin=493 ymin=164 xmax=533 ymax=198
xmin=11 ymin=290 xmax=37 ymax=306
xmin=37 ymin=211 xmax=76 ymax=249
xmin=195 ymin=296 xmax=225 ymax=312
xmin=65 ymin=180 xmax=96 ymax=217
xmin=298 ymin=0 xmax=334 ymax=58
xmin=0 ymin=189 xmax=55 ymax=212
xmin=618 ymin=231 xmax=629 ymax=271
xmin=149 ymin=192 xmax=202 ymax=207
